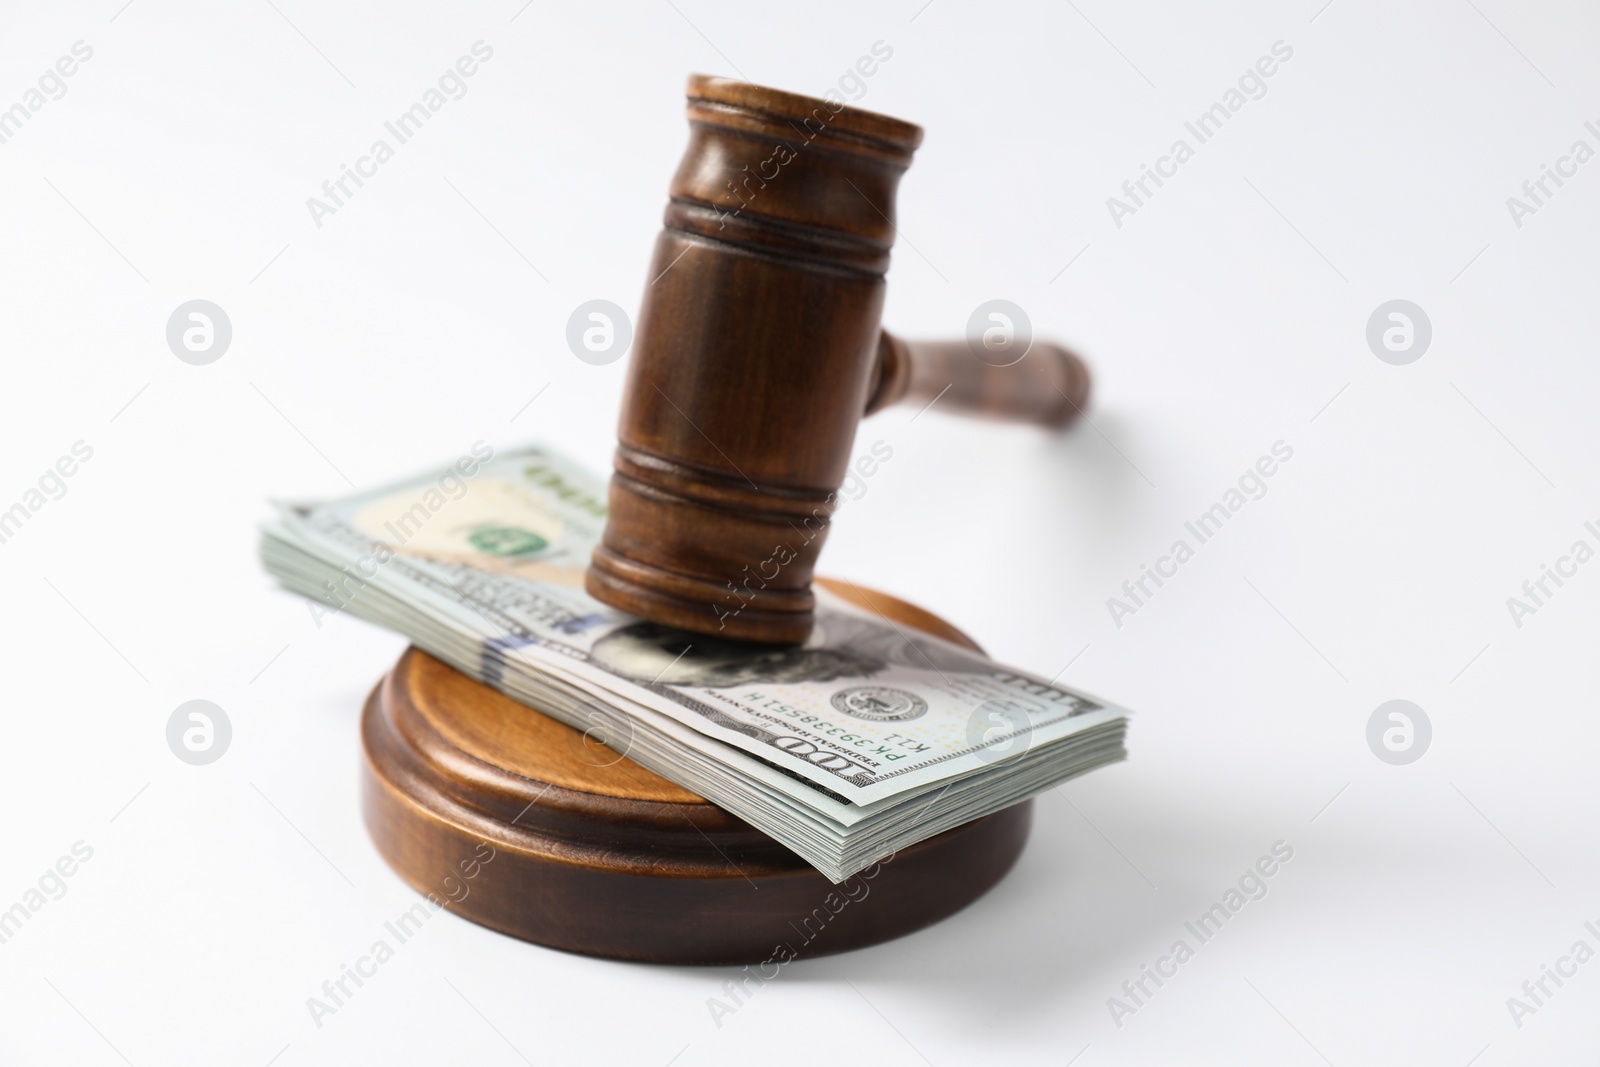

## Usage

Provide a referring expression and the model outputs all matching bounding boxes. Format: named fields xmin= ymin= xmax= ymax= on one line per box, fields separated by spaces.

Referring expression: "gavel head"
xmin=585 ymin=75 xmax=1092 ymax=645
xmin=584 ymin=75 xmax=923 ymax=645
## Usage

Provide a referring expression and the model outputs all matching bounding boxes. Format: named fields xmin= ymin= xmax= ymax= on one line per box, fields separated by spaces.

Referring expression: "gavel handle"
xmin=864 ymin=331 xmax=1092 ymax=428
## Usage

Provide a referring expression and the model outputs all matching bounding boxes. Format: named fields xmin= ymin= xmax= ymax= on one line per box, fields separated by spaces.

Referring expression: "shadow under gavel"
xmin=585 ymin=75 xmax=1093 ymax=644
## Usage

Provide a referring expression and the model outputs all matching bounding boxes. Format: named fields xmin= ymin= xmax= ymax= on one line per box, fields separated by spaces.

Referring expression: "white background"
xmin=1 ymin=0 xmax=1597 ymax=1063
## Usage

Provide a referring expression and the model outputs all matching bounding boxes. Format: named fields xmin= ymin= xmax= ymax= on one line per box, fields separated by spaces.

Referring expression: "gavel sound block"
xmin=586 ymin=75 xmax=1092 ymax=645
xmin=361 ymin=579 xmax=1031 ymax=964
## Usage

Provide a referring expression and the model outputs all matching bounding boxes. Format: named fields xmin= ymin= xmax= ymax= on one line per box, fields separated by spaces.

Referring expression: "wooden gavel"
xmin=585 ymin=75 xmax=1092 ymax=644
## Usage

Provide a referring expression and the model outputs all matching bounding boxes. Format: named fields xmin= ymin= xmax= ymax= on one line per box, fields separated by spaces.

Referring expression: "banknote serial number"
xmin=743 ymin=692 xmax=931 ymax=764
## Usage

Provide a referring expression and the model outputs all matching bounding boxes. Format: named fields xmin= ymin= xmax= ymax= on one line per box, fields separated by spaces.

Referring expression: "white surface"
xmin=1 ymin=1 xmax=1596 ymax=1063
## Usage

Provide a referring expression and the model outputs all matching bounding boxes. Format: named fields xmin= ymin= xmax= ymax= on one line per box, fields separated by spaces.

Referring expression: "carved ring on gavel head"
xmin=584 ymin=74 xmax=1093 ymax=645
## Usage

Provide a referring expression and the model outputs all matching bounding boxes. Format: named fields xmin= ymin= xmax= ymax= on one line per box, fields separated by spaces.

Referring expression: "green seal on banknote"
xmin=468 ymin=525 xmax=549 ymax=557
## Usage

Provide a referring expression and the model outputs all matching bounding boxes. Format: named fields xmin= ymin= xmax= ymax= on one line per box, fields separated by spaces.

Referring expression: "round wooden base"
xmin=359 ymin=580 xmax=1031 ymax=964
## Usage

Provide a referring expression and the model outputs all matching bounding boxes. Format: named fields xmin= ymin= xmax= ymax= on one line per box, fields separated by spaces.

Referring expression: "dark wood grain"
xmin=867 ymin=333 xmax=1092 ymax=427
xmin=585 ymin=74 xmax=1093 ymax=644
xmin=361 ymin=577 xmax=1032 ymax=964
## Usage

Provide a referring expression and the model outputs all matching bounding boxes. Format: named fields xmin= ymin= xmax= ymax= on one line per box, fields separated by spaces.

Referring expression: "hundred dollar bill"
xmin=261 ymin=442 xmax=1129 ymax=879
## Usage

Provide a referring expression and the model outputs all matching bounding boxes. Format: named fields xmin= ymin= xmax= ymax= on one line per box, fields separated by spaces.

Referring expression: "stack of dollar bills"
xmin=259 ymin=444 xmax=1129 ymax=883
